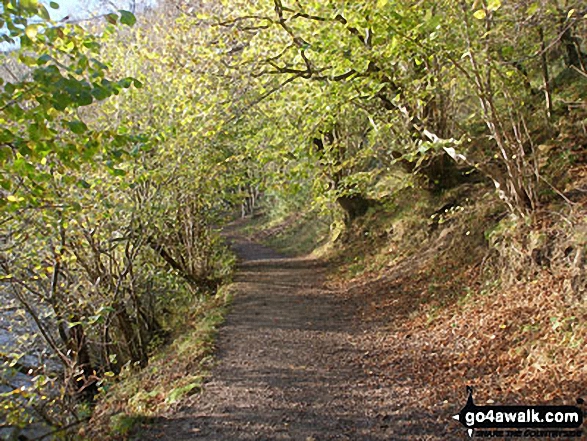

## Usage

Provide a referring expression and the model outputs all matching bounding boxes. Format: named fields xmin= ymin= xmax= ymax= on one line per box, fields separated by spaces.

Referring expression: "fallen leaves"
xmin=336 ymin=212 xmax=587 ymax=416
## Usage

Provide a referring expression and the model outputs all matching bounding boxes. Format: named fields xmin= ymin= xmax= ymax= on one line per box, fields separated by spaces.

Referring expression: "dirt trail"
xmin=142 ymin=233 xmax=456 ymax=440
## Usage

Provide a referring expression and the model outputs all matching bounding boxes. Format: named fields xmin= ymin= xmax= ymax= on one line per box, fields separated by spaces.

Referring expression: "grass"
xmin=243 ymin=208 xmax=332 ymax=257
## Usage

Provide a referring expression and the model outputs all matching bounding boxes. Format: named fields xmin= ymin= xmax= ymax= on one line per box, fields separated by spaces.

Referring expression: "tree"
xmin=0 ymin=1 xmax=233 ymax=433
xmin=179 ymin=0 xmax=586 ymax=218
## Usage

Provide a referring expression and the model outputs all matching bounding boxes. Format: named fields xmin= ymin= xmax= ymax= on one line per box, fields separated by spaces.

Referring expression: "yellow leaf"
xmin=473 ymin=9 xmax=486 ymax=19
xmin=25 ymin=24 xmax=39 ymax=39
xmin=6 ymin=195 xmax=18 ymax=202
xmin=487 ymin=0 xmax=501 ymax=11
xmin=21 ymin=0 xmax=39 ymax=10
xmin=377 ymin=0 xmax=389 ymax=8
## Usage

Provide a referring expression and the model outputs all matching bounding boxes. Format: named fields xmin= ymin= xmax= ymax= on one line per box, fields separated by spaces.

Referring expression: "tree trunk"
xmin=68 ymin=322 xmax=98 ymax=401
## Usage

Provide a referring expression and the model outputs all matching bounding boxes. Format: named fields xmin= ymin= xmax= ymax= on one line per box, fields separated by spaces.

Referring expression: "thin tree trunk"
xmin=539 ymin=27 xmax=553 ymax=121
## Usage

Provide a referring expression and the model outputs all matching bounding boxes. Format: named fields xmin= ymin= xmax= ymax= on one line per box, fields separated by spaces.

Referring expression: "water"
xmin=0 ymin=289 xmax=59 ymax=440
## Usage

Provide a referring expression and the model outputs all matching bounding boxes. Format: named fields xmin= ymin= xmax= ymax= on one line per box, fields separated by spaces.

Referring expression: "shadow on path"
xmin=140 ymin=235 xmax=456 ymax=440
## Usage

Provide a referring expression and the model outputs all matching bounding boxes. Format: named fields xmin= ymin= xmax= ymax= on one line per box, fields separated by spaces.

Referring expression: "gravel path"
xmin=141 ymin=234 xmax=456 ymax=440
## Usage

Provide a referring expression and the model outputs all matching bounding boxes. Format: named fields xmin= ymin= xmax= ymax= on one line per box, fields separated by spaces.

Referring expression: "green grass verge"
xmin=243 ymin=209 xmax=332 ymax=257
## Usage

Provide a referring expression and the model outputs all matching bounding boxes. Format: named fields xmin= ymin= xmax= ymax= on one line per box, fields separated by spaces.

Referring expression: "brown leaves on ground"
xmin=332 ymin=217 xmax=586 ymax=430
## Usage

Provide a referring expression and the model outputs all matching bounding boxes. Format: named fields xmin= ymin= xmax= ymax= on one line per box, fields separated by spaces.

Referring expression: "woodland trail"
xmin=141 ymin=230 xmax=457 ymax=440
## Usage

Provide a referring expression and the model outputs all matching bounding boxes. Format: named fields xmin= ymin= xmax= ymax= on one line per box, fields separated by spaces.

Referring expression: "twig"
xmin=30 ymin=417 xmax=90 ymax=441
xmin=571 ymin=65 xmax=587 ymax=79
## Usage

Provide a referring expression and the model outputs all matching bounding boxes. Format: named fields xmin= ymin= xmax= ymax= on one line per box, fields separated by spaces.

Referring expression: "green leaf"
xmin=38 ymin=5 xmax=50 ymax=20
xmin=0 ymin=146 xmax=11 ymax=163
xmin=526 ymin=2 xmax=539 ymax=16
xmin=376 ymin=0 xmax=388 ymax=8
xmin=52 ymin=93 xmax=70 ymax=111
xmin=66 ymin=120 xmax=88 ymax=134
xmin=119 ymin=10 xmax=136 ymax=26
xmin=118 ymin=77 xmax=133 ymax=88
xmin=166 ymin=382 xmax=201 ymax=404
xmin=91 ymin=86 xmax=111 ymax=100
xmin=37 ymin=54 xmax=52 ymax=65
xmin=75 ymin=91 xmax=94 ymax=106
xmin=49 ymin=1 xmax=59 ymax=9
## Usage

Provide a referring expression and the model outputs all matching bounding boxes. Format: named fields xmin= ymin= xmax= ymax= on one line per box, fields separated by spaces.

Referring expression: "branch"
xmin=30 ymin=417 xmax=90 ymax=441
xmin=226 ymin=73 xmax=302 ymax=124
xmin=330 ymin=69 xmax=357 ymax=81
xmin=214 ymin=15 xmax=273 ymax=27
xmin=333 ymin=14 xmax=366 ymax=46
xmin=147 ymin=236 xmax=216 ymax=289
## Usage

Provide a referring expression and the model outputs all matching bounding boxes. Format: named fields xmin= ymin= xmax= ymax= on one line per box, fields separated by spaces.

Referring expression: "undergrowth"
xmin=85 ymin=286 xmax=233 ymax=440
xmin=324 ymin=180 xmax=587 ymax=411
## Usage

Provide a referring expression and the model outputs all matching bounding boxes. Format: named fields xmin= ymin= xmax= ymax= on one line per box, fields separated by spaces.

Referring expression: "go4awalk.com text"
xmin=452 ymin=387 xmax=584 ymax=438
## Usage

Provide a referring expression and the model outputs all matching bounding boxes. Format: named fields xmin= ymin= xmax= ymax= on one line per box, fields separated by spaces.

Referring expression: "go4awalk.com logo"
xmin=452 ymin=387 xmax=584 ymax=438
